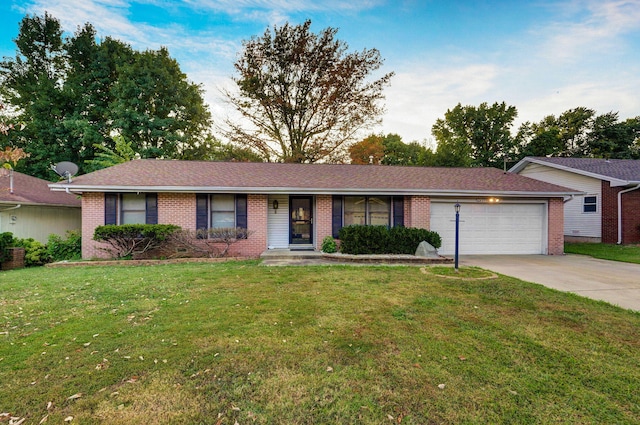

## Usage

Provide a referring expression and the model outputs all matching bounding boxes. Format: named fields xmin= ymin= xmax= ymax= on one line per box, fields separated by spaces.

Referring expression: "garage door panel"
xmin=430 ymin=202 xmax=546 ymax=255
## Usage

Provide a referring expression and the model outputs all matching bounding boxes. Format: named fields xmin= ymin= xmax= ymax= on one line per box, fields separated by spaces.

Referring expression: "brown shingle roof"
xmin=520 ymin=157 xmax=640 ymax=183
xmin=50 ymin=160 xmax=578 ymax=197
xmin=0 ymin=171 xmax=81 ymax=207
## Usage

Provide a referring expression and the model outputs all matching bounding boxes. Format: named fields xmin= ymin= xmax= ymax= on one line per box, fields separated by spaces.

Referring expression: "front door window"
xmin=290 ymin=197 xmax=313 ymax=245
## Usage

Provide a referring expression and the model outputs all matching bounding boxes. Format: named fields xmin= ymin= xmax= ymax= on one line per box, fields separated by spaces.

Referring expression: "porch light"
xmin=272 ymin=199 xmax=279 ymax=212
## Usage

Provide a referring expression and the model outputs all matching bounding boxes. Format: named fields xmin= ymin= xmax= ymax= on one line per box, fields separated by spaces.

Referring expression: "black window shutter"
xmin=393 ymin=196 xmax=404 ymax=227
xmin=332 ymin=195 xmax=343 ymax=238
xmin=105 ymin=193 xmax=118 ymax=225
xmin=146 ymin=193 xmax=158 ymax=224
xmin=196 ymin=194 xmax=209 ymax=234
xmin=235 ymin=194 xmax=248 ymax=229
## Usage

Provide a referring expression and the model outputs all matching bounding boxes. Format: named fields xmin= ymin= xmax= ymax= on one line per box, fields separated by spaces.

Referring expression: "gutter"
xmin=617 ymin=184 xmax=640 ymax=244
xmin=0 ymin=204 xmax=21 ymax=212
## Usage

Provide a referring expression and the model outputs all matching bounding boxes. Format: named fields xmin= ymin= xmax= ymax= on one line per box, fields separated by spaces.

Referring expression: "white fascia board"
xmin=509 ymin=157 xmax=632 ymax=187
xmin=48 ymin=184 xmax=582 ymax=198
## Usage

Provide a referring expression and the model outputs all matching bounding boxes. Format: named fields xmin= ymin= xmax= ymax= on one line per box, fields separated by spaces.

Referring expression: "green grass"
xmin=565 ymin=242 xmax=640 ymax=264
xmin=1 ymin=261 xmax=639 ymax=424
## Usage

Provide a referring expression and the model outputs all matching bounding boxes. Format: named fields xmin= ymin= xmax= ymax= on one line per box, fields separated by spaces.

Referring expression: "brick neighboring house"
xmin=510 ymin=157 xmax=640 ymax=244
xmin=0 ymin=170 xmax=81 ymax=243
xmin=48 ymin=159 xmax=580 ymax=258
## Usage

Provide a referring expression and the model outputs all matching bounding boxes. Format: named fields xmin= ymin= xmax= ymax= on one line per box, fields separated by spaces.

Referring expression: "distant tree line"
xmin=350 ymin=103 xmax=640 ymax=168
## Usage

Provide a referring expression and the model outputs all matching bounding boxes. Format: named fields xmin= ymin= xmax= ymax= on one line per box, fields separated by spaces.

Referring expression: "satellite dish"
xmin=52 ymin=161 xmax=79 ymax=183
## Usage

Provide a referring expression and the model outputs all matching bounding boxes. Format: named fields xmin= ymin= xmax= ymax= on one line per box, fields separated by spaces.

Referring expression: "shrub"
xmin=11 ymin=237 xmax=50 ymax=267
xmin=93 ymin=224 xmax=180 ymax=259
xmin=338 ymin=225 xmax=441 ymax=255
xmin=167 ymin=227 xmax=254 ymax=258
xmin=0 ymin=232 xmax=13 ymax=263
xmin=321 ymin=235 xmax=337 ymax=253
xmin=47 ymin=230 xmax=82 ymax=262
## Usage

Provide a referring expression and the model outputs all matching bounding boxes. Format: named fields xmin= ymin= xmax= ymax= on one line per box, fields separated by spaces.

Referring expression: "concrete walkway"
xmin=461 ymin=254 xmax=640 ymax=311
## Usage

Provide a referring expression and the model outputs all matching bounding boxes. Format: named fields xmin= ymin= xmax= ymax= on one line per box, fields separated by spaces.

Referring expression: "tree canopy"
xmin=223 ymin=20 xmax=394 ymax=163
xmin=0 ymin=13 xmax=213 ymax=178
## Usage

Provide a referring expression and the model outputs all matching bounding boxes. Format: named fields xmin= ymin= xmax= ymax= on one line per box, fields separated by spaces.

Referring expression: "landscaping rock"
xmin=415 ymin=241 xmax=439 ymax=258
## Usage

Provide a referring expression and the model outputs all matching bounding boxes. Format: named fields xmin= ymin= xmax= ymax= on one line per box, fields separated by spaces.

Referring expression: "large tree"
xmin=223 ymin=20 xmax=393 ymax=163
xmin=432 ymin=102 xmax=518 ymax=168
xmin=0 ymin=13 xmax=213 ymax=178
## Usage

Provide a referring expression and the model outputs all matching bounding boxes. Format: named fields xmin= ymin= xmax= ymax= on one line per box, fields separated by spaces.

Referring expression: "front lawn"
xmin=1 ymin=262 xmax=639 ymax=424
xmin=565 ymin=242 xmax=640 ymax=264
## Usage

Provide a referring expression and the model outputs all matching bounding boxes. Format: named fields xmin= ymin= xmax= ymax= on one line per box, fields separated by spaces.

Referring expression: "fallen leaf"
xmin=438 ymin=384 xmax=446 ymax=390
xmin=38 ymin=414 xmax=48 ymax=424
xmin=458 ymin=356 xmax=467 ymax=361
xmin=66 ymin=393 xmax=82 ymax=401
xmin=387 ymin=414 xmax=395 ymax=420
xmin=326 ymin=366 xmax=333 ymax=372
xmin=46 ymin=401 xmax=53 ymax=410
xmin=64 ymin=416 xmax=73 ymax=422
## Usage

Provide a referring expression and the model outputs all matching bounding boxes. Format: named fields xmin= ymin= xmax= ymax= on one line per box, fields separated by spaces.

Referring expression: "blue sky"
xmin=1 ymin=0 xmax=639 ymax=146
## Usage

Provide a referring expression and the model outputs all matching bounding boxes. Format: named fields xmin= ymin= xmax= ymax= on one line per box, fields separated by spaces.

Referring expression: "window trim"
xmin=196 ymin=193 xmax=248 ymax=238
xmin=583 ymin=195 xmax=597 ymax=213
xmin=104 ymin=193 xmax=157 ymax=225
xmin=332 ymin=195 xmax=404 ymax=238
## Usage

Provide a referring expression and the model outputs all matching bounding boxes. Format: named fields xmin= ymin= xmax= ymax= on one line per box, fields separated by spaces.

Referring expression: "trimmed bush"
xmin=93 ymin=224 xmax=180 ymax=259
xmin=0 ymin=232 xmax=13 ymax=263
xmin=47 ymin=230 xmax=82 ymax=262
xmin=338 ymin=225 xmax=441 ymax=255
xmin=321 ymin=235 xmax=337 ymax=253
xmin=11 ymin=237 xmax=50 ymax=267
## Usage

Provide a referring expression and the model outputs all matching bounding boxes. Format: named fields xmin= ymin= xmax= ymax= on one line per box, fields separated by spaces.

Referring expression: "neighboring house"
xmin=0 ymin=170 xmax=82 ymax=243
xmin=510 ymin=157 xmax=640 ymax=244
xmin=48 ymin=159 xmax=580 ymax=259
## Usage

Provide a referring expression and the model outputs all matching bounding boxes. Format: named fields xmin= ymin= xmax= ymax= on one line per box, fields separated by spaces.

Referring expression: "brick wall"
xmin=547 ymin=198 xmax=565 ymax=255
xmin=82 ymin=192 xmax=108 ymax=259
xmin=406 ymin=195 xmax=430 ymax=229
xmin=315 ymin=195 xmax=332 ymax=246
xmin=81 ymin=192 xmax=269 ymax=259
xmin=601 ymin=182 xmax=640 ymax=244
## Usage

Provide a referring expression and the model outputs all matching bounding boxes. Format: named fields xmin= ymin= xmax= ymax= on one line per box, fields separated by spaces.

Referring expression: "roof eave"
xmin=49 ymin=184 xmax=581 ymax=198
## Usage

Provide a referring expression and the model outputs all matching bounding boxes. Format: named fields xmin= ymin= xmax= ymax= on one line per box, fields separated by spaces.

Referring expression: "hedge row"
xmin=338 ymin=225 xmax=442 ymax=255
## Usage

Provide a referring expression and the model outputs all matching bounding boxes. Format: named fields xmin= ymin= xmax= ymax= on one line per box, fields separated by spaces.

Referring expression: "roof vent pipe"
xmin=617 ymin=184 xmax=640 ymax=244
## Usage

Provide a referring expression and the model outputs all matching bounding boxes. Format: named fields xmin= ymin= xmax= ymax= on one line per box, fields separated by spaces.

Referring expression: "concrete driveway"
xmin=460 ymin=254 xmax=640 ymax=311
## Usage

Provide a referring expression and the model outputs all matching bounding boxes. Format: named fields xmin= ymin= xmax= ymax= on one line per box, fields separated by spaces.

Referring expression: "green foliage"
xmin=11 ymin=238 xmax=50 ymax=267
xmin=224 ymin=19 xmax=394 ymax=163
xmin=47 ymin=230 xmax=82 ymax=261
xmin=432 ymin=101 xmax=518 ymax=168
xmin=1 ymin=13 xmax=213 ymax=179
xmin=93 ymin=224 xmax=180 ymax=259
xmin=320 ymin=235 xmax=337 ymax=253
xmin=0 ymin=232 xmax=14 ymax=263
xmin=84 ymin=135 xmax=136 ymax=171
xmin=338 ymin=225 xmax=441 ymax=255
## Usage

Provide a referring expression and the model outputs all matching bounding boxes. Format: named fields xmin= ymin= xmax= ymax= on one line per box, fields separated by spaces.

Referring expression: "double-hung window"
xmin=583 ymin=196 xmax=597 ymax=213
xmin=104 ymin=193 xmax=158 ymax=225
xmin=196 ymin=194 xmax=247 ymax=236
xmin=332 ymin=195 xmax=404 ymax=237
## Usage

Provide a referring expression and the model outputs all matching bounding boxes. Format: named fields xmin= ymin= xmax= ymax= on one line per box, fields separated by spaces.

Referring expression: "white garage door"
xmin=430 ymin=202 xmax=547 ymax=255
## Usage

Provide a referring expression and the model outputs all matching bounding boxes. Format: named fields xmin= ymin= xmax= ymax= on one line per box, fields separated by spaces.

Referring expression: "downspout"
xmin=617 ymin=184 xmax=640 ymax=244
xmin=0 ymin=204 xmax=21 ymax=212
xmin=564 ymin=195 xmax=574 ymax=203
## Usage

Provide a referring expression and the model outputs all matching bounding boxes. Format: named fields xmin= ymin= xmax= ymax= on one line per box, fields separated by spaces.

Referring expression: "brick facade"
xmin=315 ymin=195 xmax=333 ymax=245
xmin=601 ymin=182 xmax=640 ymax=244
xmin=80 ymin=192 xmax=564 ymax=258
xmin=406 ymin=195 xmax=431 ymax=229
xmin=547 ymin=198 xmax=565 ymax=255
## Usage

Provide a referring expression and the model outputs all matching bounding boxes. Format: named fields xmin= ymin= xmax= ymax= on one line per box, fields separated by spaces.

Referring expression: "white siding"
xmin=0 ymin=205 xmax=81 ymax=243
xmin=519 ymin=163 xmax=601 ymax=238
xmin=430 ymin=201 xmax=546 ymax=255
xmin=267 ymin=195 xmax=289 ymax=248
